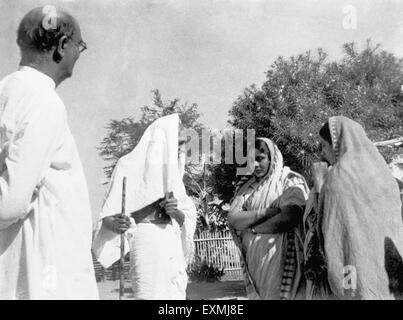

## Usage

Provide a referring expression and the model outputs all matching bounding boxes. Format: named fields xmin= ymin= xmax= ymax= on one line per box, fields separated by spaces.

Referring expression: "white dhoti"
xmin=129 ymin=223 xmax=187 ymax=300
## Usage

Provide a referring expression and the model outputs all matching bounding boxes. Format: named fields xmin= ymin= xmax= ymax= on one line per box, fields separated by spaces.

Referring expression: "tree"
xmin=213 ymin=40 xmax=403 ymax=201
xmin=186 ymin=159 xmax=230 ymax=232
xmin=99 ymin=89 xmax=203 ymax=178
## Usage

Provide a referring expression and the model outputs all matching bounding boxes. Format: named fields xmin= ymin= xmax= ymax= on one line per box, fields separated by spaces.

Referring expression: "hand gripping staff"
xmin=119 ymin=177 xmax=127 ymax=300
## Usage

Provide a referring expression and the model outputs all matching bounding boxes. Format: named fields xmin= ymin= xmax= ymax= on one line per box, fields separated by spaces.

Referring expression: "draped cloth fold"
xmin=92 ymin=114 xmax=197 ymax=299
xmin=229 ymin=138 xmax=309 ymax=299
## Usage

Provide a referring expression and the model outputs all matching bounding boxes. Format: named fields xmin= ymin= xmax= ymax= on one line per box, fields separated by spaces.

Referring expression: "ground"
xmin=97 ymin=279 xmax=247 ymax=300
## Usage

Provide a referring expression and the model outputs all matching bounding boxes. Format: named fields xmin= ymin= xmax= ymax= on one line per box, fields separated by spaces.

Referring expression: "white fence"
xmin=190 ymin=230 xmax=243 ymax=281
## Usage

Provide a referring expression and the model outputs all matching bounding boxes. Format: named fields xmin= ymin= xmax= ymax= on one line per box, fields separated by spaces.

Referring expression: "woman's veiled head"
xmin=319 ymin=121 xmax=336 ymax=165
xmin=252 ymin=139 xmax=271 ymax=180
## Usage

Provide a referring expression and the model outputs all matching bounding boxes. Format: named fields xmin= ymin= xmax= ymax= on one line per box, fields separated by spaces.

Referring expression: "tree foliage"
xmin=213 ymin=41 xmax=403 ymax=201
xmin=99 ymin=89 xmax=203 ymax=178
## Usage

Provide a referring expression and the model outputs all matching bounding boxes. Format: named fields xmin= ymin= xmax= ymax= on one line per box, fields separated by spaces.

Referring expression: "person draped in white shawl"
xmin=0 ymin=6 xmax=97 ymax=299
xmin=92 ymin=113 xmax=197 ymax=300
xmin=228 ymin=138 xmax=309 ymax=299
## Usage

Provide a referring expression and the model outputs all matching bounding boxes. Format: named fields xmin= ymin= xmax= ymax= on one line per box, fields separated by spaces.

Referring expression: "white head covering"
xmin=93 ymin=114 xmax=197 ymax=267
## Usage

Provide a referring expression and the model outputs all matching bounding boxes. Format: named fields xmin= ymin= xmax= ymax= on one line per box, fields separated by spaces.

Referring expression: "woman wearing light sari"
xmin=92 ymin=114 xmax=197 ymax=299
xmin=228 ymin=138 xmax=309 ymax=299
xmin=303 ymin=116 xmax=403 ymax=299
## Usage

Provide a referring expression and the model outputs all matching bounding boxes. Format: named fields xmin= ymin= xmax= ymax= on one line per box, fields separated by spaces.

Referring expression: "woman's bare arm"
xmin=228 ymin=206 xmax=282 ymax=231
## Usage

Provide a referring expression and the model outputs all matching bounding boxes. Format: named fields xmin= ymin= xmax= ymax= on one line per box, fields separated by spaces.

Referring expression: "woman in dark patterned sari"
xmin=228 ymin=138 xmax=309 ymax=299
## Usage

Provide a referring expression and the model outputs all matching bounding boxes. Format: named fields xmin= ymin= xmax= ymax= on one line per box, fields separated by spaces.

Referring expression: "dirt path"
xmin=186 ymin=281 xmax=247 ymax=300
xmin=97 ymin=280 xmax=247 ymax=300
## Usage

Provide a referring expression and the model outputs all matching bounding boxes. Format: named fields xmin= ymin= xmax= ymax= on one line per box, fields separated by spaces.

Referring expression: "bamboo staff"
xmin=119 ymin=176 xmax=127 ymax=300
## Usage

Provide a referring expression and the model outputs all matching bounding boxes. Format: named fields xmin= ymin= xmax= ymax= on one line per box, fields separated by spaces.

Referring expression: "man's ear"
xmin=53 ymin=35 xmax=68 ymax=63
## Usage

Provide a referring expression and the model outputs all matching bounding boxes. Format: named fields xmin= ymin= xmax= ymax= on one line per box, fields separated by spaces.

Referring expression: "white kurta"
xmin=0 ymin=66 xmax=98 ymax=300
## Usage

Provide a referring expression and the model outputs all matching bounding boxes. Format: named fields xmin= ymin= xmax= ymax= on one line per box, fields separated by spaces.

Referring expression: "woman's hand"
xmin=312 ymin=161 xmax=329 ymax=193
xmin=103 ymin=214 xmax=131 ymax=234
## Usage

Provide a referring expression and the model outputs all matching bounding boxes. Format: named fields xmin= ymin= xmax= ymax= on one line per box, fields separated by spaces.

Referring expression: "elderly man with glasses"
xmin=0 ymin=5 xmax=98 ymax=299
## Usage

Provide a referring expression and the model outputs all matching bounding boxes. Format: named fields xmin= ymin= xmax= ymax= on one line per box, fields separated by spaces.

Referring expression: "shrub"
xmin=187 ymin=256 xmax=225 ymax=282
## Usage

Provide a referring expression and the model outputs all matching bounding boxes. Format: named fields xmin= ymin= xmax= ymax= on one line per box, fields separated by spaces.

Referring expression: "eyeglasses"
xmin=68 ymin=37 xmax=87 ymax=53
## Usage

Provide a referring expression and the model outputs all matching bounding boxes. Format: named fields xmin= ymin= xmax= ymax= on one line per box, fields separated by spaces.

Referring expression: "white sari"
xmin=230 ymin=138 xmax=309 ymax=299
xmin=303 ymin=116 xmax=403 ymax=299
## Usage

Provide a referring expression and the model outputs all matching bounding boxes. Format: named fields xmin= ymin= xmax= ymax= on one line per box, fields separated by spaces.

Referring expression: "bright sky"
xmin=1 ymin=0 xmax=403 ymax=224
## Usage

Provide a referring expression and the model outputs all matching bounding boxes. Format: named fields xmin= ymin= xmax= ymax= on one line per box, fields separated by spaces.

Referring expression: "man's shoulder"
xmin=0 ymin=70 xmax=65 ymax=119
xmin=1 ymin=70 xmax=44 ymax=95
xmin=0 ymin=70 xmax=26 ymax=92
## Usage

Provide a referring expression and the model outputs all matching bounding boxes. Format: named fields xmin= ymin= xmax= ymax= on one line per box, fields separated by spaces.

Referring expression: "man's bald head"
xmin=17 ymin=5 xmax=84 ymax=86
xmin=17 ymin=5 xmax=78 ymax=53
